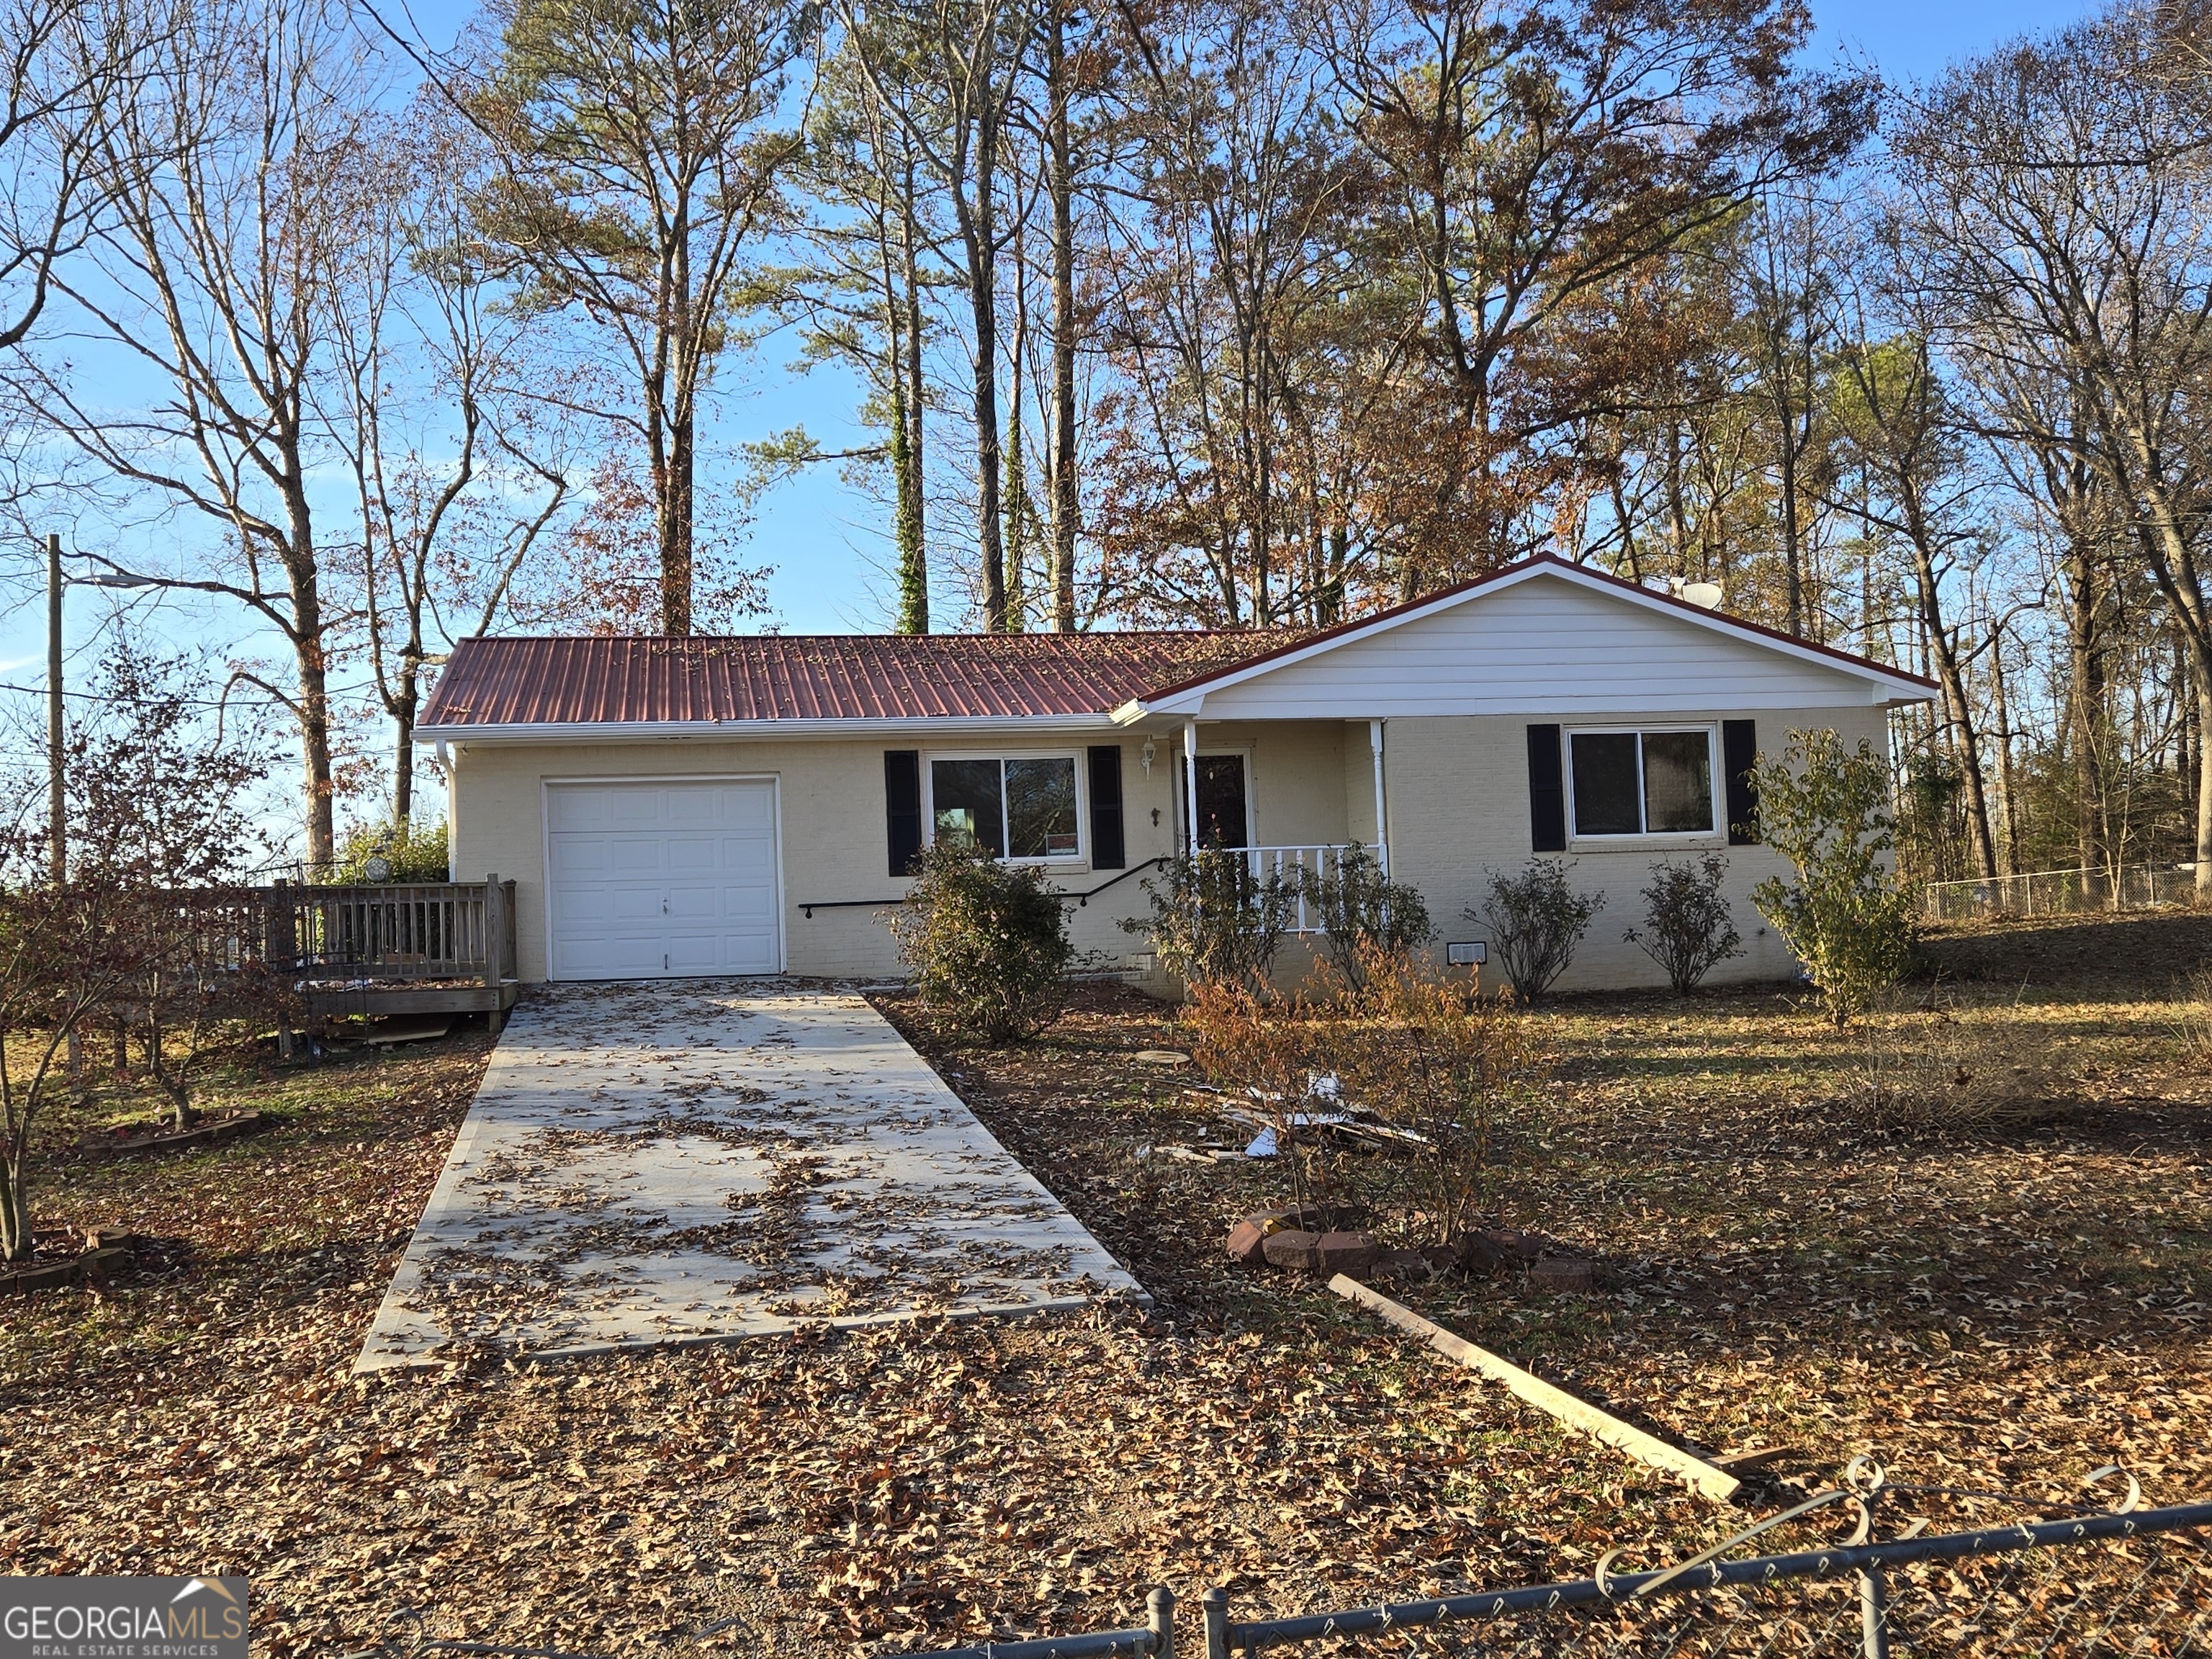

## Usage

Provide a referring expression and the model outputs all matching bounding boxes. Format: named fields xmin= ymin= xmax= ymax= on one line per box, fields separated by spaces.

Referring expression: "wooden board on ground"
xmin=363 ymin=1016 xmax=454 ymax=1046
xmin=1330 ymin=1274 xmax=1743 ymax=1503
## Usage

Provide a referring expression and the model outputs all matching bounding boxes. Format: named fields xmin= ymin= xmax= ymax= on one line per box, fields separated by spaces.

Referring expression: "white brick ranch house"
xmin=416 ymin=556 xmax=1935 ymax=993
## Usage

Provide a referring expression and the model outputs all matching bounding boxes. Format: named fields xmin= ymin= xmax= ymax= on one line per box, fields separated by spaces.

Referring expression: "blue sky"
xmin=0 ymin=0 xmax=2100 ymax=845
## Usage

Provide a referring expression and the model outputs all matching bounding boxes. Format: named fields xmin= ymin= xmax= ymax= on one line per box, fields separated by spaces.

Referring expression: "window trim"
xmin=923 ymin=750 xmax=1088 ymax=865
xmin=1564 ymin=724 xmax=1722 ymax=843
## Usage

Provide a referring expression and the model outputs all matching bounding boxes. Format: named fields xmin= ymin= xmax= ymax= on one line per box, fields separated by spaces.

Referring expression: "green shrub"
xmin=1473 ymin=858 xmax=1604 ymax=1001
xmin=1624 ymin=855 xmax=1743 ymax=994
xmin=1295 ymin=842 xmax=1435 ymax=992
xmin=1123 ymin=850 xmax=1295 ymax=992
xmin=1750 ymin=728 xmax=1917 ymax=1025
xmin=333 ymin=819 xmax=449 ymax=884
xmin=886 ymin=842 xmax=1074 ymax=1043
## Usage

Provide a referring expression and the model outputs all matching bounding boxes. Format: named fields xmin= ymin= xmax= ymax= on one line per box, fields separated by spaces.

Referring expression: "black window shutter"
xmin=1722 ymin=719 xmax=1760 ymax=845
xmin=1527 ymin=725 xmax=1567 ymax=852
xmin=884 ymin=750 xmax=922 ymax=876
xmin=1088 ymin=745 xmax=1126 ymax=869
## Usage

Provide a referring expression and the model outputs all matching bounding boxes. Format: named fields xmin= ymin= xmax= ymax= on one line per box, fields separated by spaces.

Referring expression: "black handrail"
xmin=799 ymin=856 xmax=1169 ymax=920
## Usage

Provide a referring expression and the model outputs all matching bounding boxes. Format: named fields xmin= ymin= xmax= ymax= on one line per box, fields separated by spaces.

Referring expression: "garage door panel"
xmin=663 ymin=834 xmax=721 ymax=877
xmin=548 ymin=837 xmax=611 ymax=879
xmin=720 ymin=787 xmax=775 ymax=830
xmin=545 ymin=781 xmax=781 ymax=981
xmin=665 ymin=789 xmax=717 ymax=829
xmin=548 ymin=787 xmax=639 ymax=834
xmin=725 ymin=933 xmax=778 ymax=972
xmin=724 ymin=881 xmax=775 ymax=923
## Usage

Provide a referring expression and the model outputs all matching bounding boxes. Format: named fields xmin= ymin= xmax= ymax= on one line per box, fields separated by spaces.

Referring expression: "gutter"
xmin=412 ymin=714 xmax=1125 ymax=745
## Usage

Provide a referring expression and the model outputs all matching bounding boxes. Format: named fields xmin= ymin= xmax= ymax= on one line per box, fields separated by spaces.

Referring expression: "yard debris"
xmin=1225 ymin=1218 xmax=1271 ymax=1263
xmin=1150 ymin=1144 xmax=1235 ymax=1166
xmin=1330 ymin=1274 xmax=1743 ymax=1503
xmin=1454 ymin=1227 xmax=1549 ymax=1276
xmin=359 ymin=1016 xmax=454 ymax=1046
xmin=1527 ymin=1254 xmax=1597 ymax=1294
xmin=78 ymin=1108 xmax=270 ymax=1157
xmin=1713 ymin=1445 xmax=1815 ymax=1476
xmin=1372 ymin=1249 xmax=1436 ymax=1285
xmin=1260 ymin=1228 xmax=1381 ymax=1277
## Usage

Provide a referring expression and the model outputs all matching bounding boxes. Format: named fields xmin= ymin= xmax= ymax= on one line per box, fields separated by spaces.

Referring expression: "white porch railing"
xmin=1226 ymin=842 xmax=1383 ymax=933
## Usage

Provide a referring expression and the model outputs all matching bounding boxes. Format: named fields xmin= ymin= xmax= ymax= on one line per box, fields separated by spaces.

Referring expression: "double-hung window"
xmin=930 ymin=755 xmax=1082 ymax=860
xmin=1568 ymin=728 xmax=1717 ymax=838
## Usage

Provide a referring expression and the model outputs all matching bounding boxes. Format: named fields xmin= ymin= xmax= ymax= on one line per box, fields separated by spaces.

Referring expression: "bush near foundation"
xmin=886 ymin=843 xmax=1073 ymax=1043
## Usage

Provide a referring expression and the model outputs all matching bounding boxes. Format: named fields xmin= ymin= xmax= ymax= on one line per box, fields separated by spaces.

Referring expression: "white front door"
xmin=544 ymin=780 xmax=781 ymax=980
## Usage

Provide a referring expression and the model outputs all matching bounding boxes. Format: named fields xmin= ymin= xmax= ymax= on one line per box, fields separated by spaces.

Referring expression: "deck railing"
xmin=262 ymin=878 xmax=516 ymax=986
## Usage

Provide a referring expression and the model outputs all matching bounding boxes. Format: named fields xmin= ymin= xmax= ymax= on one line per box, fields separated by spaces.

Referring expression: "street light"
xmin=46 ymin=533 xmax=158 ymax=884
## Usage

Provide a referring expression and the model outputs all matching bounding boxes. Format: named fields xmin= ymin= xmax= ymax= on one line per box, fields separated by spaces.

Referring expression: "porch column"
xmin=1370 ymin=719 xmax=1388 ymax=874
xmin=1183 ymin=719 xmax=1201 ymax=854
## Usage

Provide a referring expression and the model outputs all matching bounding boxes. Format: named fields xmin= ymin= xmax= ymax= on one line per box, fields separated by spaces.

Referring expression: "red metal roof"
xmin=418 ymin=631 xmax=1292 ymax=728
xmin=419 ymin=559 xmax=1936 ymax=732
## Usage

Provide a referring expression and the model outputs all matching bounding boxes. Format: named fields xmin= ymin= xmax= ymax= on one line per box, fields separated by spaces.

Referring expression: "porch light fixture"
xmin=1139 ymin=736 xmax=1156 ymax=775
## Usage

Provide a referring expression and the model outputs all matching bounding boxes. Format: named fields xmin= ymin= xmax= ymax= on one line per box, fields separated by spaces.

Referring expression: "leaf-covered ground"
xmin=4 ymin=912 xmax=2210 ymax=1655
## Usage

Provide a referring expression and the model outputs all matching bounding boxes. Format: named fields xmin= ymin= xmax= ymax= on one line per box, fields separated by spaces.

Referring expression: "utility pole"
xmin=48 ymin=532 xmax=65 ymax=885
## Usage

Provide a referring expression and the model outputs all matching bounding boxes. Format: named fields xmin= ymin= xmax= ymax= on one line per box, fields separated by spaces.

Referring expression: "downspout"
xmin=1184 ymin=719 xmax=1200 ymax=853
xmin=1370 ymin=719 xmax=1388 ymax=875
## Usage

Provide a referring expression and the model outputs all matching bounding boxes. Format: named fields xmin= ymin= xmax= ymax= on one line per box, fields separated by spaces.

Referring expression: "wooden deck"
xmin=260 ymin=877 xmax=521 ymax=1032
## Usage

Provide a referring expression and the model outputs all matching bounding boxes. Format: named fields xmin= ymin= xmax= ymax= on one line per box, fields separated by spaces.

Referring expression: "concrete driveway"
xmin=355 ymin=982 xmax=1146 ymax=1371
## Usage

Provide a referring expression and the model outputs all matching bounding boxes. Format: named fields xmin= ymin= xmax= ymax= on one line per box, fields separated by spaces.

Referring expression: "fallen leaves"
xmin=3 ymin=914 xmax=2208 ymax=1656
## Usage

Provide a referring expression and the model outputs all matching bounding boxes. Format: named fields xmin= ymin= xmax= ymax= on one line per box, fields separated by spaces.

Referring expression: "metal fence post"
xmin=1199 ymin=1587 xmax=1228 ymax=1659
xmin=1146 ymin=1587 xmax=1175 ymax=1659
xmin=1858 ymin=1565 xmax=1890 ymax=1659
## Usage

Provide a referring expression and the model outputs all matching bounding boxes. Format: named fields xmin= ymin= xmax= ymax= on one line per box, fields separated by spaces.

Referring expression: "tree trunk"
xmin=1901 ymin=516 xmax=1997 ymax=880
xmin=661 ymin=400 xmax=696 ymax=637
xmin=962 ymin=86 xmax=1007 ymax=631
xmin=392 ymin=666 xmax=418 ymax=825
xmin=2064 ymin=544 xmax=2108 ymax=884
xmin=282 ymin=492 xmax=337 ymax=876
xmin=1987 ymin=627 xmax=2020 ymax=876
xmin=902 ymin=161 xmax=928 ymax=631
xmin=0 ymin=1155 xmax=27 ymax=1263
xmin=1047 ymin=0 xmax=1077 ymax=634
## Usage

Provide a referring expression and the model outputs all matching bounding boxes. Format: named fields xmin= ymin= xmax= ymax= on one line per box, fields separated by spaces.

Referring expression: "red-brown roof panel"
xmin=418 ymin=631 xmax=1294 ymax=728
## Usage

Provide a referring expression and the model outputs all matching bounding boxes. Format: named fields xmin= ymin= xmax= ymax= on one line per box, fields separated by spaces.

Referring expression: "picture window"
xmin=930 ymin=756 xmax=1081 ymax=859
xmin=1568 ymin=729 xmax=1715 ymax=837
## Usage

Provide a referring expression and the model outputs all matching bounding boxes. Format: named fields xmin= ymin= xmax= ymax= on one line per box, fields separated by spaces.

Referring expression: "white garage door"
xmin=545 ymin=781 xmax=781 ymax=980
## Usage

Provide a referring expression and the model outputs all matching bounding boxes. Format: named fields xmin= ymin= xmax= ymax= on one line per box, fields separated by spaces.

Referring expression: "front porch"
xmin=1154 ymin=715 xmax=1393 ymax=935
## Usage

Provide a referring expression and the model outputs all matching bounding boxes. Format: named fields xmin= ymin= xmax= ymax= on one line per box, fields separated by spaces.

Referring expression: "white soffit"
xmin=1117 ymin=563 xmax=1933 ymax=721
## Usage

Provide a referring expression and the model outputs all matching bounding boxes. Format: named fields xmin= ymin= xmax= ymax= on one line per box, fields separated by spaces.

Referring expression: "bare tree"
xmin=1891 ymin=9 xmax=2212 ymax=896
xmin=320 ymin=104 xmax=573 ymax=824
xmin=0 ymin=0 xmax=136 ymax=349
xmin=1828 ymin=318 xmax=2002 ymax=879
xmin=1320 ymin=0 xmax=1872 ymax=596
xmin=9 ymin=0 xmax=374 ymax=876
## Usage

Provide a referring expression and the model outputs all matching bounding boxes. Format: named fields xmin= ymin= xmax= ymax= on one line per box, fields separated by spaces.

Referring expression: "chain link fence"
xmin=1923 ymin=863 xmax=2205 ymax=922
xmin=909 ymin=1467 xmax=2212 ymax=1659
